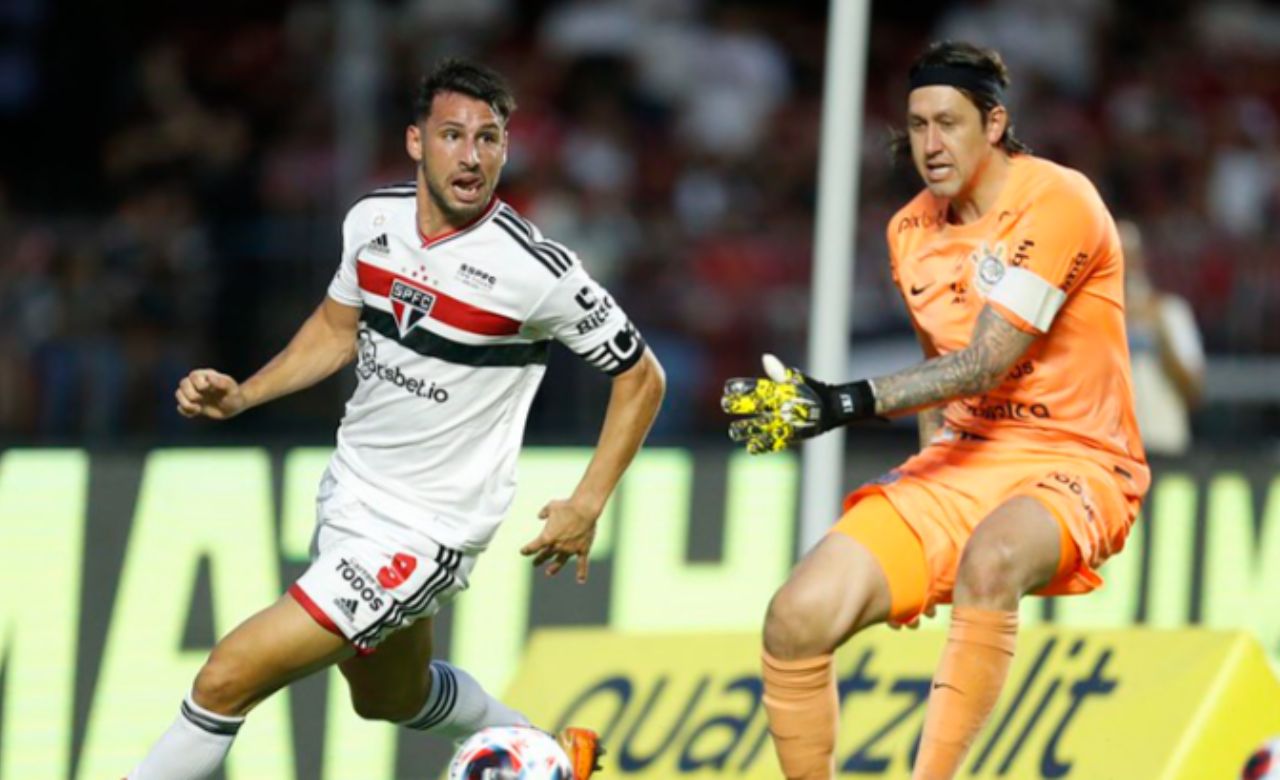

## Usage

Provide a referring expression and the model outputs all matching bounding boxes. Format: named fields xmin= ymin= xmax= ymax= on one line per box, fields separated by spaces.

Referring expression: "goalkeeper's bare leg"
xmin=910 ymin=496 xmax=1065 ymax=780
xmin=761 ymin=526 xmax=895 ymax=780
xmin=761 ymin=493 xmax=1066 ymax=780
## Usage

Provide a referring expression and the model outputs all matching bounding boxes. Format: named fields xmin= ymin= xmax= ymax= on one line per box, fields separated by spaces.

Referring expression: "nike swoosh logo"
xmin=932 ymin=681 xmax=963 ymax=693
xmin=910 ymin=283 xmax=934 ymax=296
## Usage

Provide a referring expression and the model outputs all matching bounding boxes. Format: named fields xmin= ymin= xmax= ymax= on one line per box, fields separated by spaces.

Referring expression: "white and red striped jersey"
xmin=324 ymin=182 xmax=645 ymax=551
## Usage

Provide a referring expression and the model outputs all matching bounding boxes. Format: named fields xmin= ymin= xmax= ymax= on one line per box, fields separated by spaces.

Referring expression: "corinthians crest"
xmin=969 ymin=241 xmax=1009 ymax=297
xmin=389 ymin=278 xmax=437 ymax=336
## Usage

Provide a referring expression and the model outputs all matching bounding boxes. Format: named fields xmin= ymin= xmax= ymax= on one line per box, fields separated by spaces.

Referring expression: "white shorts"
xmin=289 ymin=470 xmax=477 ymax=653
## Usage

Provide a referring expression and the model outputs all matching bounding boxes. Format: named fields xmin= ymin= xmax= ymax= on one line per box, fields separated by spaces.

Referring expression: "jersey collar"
xmin=418 ymin=197 xmax=501 ymax=249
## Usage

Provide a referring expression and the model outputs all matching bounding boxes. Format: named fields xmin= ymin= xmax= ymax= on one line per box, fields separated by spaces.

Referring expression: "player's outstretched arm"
xmin=174 ymin=296 xmax=361 ymax=420
xmin=722 ymin=305 xmax=1036 ymax=453
xmin=870 ymin=305 xmax=1035 ymax=415
xmin=520 ymin=348 xmax=665 ymax=583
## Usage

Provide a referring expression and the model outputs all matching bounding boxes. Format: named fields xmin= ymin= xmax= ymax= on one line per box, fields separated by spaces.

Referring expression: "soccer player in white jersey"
xmin=127 ymin=59 xmax=665 ymax=780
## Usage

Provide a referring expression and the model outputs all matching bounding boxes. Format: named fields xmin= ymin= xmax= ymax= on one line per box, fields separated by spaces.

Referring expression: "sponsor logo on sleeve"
xmin=574 ymin=286 xmax=600 ymax=310
xmin=574 ymin=295 xmax=616 ymax=335
xmin=1060 ymin=252 xmax=1089 ymax=291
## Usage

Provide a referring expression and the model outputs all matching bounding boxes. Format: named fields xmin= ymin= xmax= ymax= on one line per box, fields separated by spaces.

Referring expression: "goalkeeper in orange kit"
xmin=722 ymin=41 xmax=1149 ymax=780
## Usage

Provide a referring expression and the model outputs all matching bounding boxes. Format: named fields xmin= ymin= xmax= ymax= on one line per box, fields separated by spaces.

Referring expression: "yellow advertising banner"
xmin=505 ymin=628 xmax=1280 ymax=779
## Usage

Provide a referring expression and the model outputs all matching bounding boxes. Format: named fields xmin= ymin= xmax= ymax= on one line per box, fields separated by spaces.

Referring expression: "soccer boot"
xmin=556 ymin=726 xmax=604 ymax=779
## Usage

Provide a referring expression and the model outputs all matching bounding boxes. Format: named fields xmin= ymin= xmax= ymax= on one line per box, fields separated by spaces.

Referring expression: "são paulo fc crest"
xmin=389 ymin=279 xmax=437 ymax=336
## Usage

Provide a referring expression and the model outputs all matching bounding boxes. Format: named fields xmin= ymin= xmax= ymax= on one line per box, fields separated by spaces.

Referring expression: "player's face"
xmin=907 ymin=86 xmax=1005 ymax=200
xmin=407 ymin=91 xmax=508 ymax=225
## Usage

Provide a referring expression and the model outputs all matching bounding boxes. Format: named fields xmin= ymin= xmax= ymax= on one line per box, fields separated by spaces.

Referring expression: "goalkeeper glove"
xmin=720 ymin=354 xmax=877 ymax=454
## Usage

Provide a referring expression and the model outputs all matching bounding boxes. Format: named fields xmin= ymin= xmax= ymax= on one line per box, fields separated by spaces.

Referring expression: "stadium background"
xmin=1 ymin=0 xmax=1278 ymax=777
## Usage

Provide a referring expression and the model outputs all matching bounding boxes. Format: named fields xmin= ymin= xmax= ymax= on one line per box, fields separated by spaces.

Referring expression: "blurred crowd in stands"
xmin=1 ymin=0 xmax=1277 ymax=444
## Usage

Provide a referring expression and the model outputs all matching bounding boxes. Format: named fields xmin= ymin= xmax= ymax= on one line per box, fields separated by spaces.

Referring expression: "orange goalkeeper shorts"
xmin=831 ymin=439 xmax=1146 ymax=623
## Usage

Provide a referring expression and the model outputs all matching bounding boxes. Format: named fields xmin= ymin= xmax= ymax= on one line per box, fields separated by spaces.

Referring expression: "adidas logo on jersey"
xmin=367 ymin=234 xmax=391 ymax=256
xmin=335 ymin=597 xmax=359 ymax=620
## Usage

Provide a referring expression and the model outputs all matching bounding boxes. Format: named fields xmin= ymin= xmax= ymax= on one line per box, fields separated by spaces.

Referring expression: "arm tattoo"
xmin=871 ymin=306 xmax=1037 ymax=416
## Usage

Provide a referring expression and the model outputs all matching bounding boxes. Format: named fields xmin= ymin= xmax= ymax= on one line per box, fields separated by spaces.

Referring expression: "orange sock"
xmin=761 ymin=651 xmax=837 ymax=780
xmin=912 ymin=607 xmax=1018 ymax=780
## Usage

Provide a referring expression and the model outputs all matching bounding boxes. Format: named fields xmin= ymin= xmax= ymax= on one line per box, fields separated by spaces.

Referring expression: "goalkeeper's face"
xmin=407 ymin=90 xmax=508 ymax=226
xmin=906 ymin=86 xmax=1005 ymax=202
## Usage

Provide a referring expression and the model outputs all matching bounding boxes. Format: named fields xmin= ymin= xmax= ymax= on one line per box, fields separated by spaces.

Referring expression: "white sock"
xmin=127 ymin=695 xmax=245 ymax=780
xmin=400 ymin=660 xmax=529 ymax=739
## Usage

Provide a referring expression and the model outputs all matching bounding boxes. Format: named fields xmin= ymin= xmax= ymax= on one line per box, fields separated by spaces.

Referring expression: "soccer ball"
xmin=1244 ymin=738 xmax=1280 ymax=780
xmin=448 ymin=725 xmax=574 ymax=780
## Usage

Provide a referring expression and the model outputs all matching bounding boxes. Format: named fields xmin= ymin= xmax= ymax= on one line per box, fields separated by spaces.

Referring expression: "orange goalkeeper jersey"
xmin=886 ymin=155 xmax=1148 ymax=482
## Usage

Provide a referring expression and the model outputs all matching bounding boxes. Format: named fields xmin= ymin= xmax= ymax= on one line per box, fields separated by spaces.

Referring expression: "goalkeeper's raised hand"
xmin=720 ymin=354 xmax=877 ymax=454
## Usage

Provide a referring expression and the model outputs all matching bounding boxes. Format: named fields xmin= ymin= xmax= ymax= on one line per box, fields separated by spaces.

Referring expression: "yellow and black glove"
xmin=721 ymin=354 xmax=877 ymax=454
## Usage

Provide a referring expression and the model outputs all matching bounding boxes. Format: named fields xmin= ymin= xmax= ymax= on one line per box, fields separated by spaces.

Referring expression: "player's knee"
xmin=763 ymin=584 xmax=832 ymax=659
xmin=191 ymin=650 xmax=256 ymax=717
xmin=955 ymin=535 xmax=1020 ymax=604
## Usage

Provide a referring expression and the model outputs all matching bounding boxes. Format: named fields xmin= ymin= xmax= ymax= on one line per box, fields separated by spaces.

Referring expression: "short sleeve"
xmin=528 ymin=265 xmax=646 ymax=376
xmin=987 ymin=183 xmax=1108 ymax=333
xmin=327 ymin=210 xmax=364 ymax=307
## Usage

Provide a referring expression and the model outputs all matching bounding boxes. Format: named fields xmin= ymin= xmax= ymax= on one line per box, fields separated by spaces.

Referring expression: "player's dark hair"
xmin=890 ymin=41 xmax=1031 ymax=162
xmin=413 ymin=58 xmax=516 ymax=124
